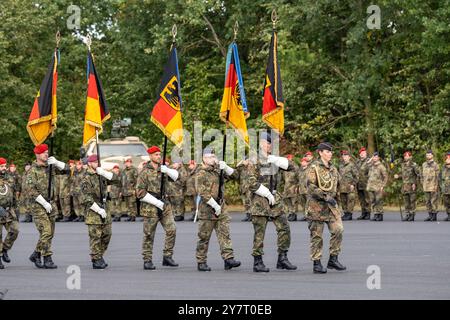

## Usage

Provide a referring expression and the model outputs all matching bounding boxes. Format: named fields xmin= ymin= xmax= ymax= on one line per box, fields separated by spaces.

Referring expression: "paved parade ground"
xmin=1 ymin=211 xmax=450 ymax=300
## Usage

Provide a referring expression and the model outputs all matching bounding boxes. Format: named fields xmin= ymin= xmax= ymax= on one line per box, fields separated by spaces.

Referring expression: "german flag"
xmin=262 ymin=30 xmax=284 ymax=135
xmin=26 ymin=49 xmax=59 ymax=146
xmin=151 ymin=45 xmax=183 ymax=147
xmin=220 ymin=42 xmax=249 ymax=145
xmin=83 ymin=52 xmax=110 ymax=146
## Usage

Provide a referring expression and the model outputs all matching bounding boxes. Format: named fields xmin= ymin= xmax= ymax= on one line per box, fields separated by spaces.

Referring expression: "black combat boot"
xmin=241 ymin=213 xmax=251 ymax=222
xmin=408 ymin=214 xmax=415 ymax=221
xmin=313 ymin=260 xmax=327 ymax=273
xmin=187 ymin=214 xmax=195 ymax=221
xmin=299 ymin=215 xmax=307 ymax=221
xmin=126 ymin=216 xmax=136 ymax=222
xmin=371 ymin=214 xmax=379 ymax=221
xmin=100 ymin=257 xmax=108 ymax=268
xmin=402 ymin=213 xmax=410 ymax=221
xmin=0 ymin=258 xmax=4 ymax=269
xmin=92 ymin=259 xmax=106 ymax=269
xmin=112 ymin=216 xmax=121 ymax=222
xmin=2 ymin=249 xmax=11 ymax=263
xmin=43 ymin=255 xmax=57 ymax=269
xmin=61 ymin=216 xmax=72 ymax=222
xmin=198 ymin=262 xmax=211 ymax=271
xmin=342 ymin=212 xmax=353 ymax=221
xmin=327 ymin=255 xmax=347 ymax=271
xmin=29 ymin=251 xmax=44 ymax=268
xmin=23 ymin=214 xmax=32 ymax=223
xmin=162 ymin=256 xmax=179 ymax=267
xmin=431 ymin=212 xmax=438 ymax=221
xmin=424 ymin=213 xmax=433 ymax=221
xmin=253 ymin=255 xmax=269 ymax=272
xmin=287 ymin=214 xmax=297 ymax=222
xmin=276 ymin=252 xmax=297 ymax=270
xmin=143 ymin=260 xmax=155 ymax=270
xmin=174 ymin=215 xmax=184 ymax=222
xmin=224 ymin=258 xmax=241 ymax=270
xmin=378 ymin=214 xmax=384 ymax=221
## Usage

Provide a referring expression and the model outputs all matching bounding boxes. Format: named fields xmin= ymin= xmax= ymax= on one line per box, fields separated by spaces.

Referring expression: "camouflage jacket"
xmin=298 ymin=166 xmax=309 ymax=195
xmin=305 ymin=159 xmax=339 ymax=221
xmin=184 ymin=165 xmax=198 ymax=196
xmin=58 ymin=173 xmax=71 ymax=198
xmin=121 ymin=166 xmax=138 ymax=197
xmin=166 ymin=165 xmax=188 ymax=197
xmin=281 ymin=162 xmax=299 ymax=197
xmin=136 ymin=162 xmax=173 ymax=218
xmin=194 ymin=163 xmax=238 ymax=220
xmin=439 ymin=165 xmax=450 ymax=195
xmin=366 ymin=162 xmax=388 ymax=192
xmin=24 ymin=161 xmax=69 ymax=218
xmin=356 ymin=157 xmax=371 ymax=190
xmin=0 ymin=171 xmax=16 ymax=223
xmin=400 ymin=160 xmax=421 ymax=193
xmin=338 ymin=161 xmax=358 ymax=193
xmin=80 ymin=167 xmax=119 ymax=225
xmin=422 ymin=160 xmax=440 ymax=192
xmin=236 ymin=161 xmax=253 ymax=197
xmin=70 ymin=168 xmax=85 ymax=196
xmin=109 ymin=172 xmax=122 ymax=199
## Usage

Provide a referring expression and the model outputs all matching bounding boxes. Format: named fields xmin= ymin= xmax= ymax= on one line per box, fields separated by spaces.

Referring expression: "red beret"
xmin=359 ymin=147 xmax=366 ymax=154
xmin=147 ymin=146 xmax=161 ymax=154
xmin=305 ymin=151 xmax=313 ymax=156
xmin=301 ymin=157 xmax=308 ymax=163
xmin=403 ymin=151 xmax=412 ymax=157
xmin=69 ymin=160 xmax=75 ymax=164
xmin=125 ymin=158 xmax=132 ymax=163
xmin=113 ymin=165 xmax=120 ymax=169
xmin=0 ymin=158 xmax=6 ymax=165
xmin=87 ymin=154 xmax=98 ymax=163
xmin=189 ymin=160 xmax=196 ymax=165
xmin=286 ymin=154 xmax=294 ymax=160
xmin=9 ymin=163 xmax=16 ymax=167
xmin=341 ymin=150 xmax=349 ymax=156
xmin=34 ymin=144 xmax=48 ymax=154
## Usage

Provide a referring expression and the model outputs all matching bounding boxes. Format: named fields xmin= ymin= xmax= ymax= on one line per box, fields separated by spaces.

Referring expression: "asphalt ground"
xmin=1 ymin=211 xmax=449 ymax=300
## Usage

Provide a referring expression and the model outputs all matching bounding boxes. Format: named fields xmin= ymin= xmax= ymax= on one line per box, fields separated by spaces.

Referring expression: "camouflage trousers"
xmin=339 ymin=192 xmax=356 ymax=213
xmin=369 ymin=191 xmax=384 ymax=214
xmin=444 ymin=195 xmax=450 ymax=214
xmin=241 ymin=195 xmax=251 ymax=213
xmin=196 ymin=215 xmax=234 ymax=263
xmin=282 ymin=197 xmax=297 ymax=215
xmin=424 ymin=192 xmax=439 ymax=213
xmin=252 ymin=215 xmax=291 ymax=256
xmin=184 ymin=195 xmax=196 ymax=215
xmin=108 ymin=198 xmax=123 ymax=218
xmin=59 ymin=196 xmax=71 ymax=217
xmin=142 ymin=215 xmax=176 ymax=261
xmin=169 ymin=196 xmax=185 ymax=218
xmin=402 ymin=192 xmax=417 ymax=214
xmin=0 ymin=220 xmax=19 ymax=252
xmin=308 ymin=218 xmax=343 ymax=261
xmin=297 ymin=194 xmax=307 ymax=218
xmin=123 ymin=196 xmax=137 ymax=217
xmin=358 ymin=189 xmax=371 ymax=214
xmin=33 ymin=215 xmax=56 ymax=257
xmin=87 ymin=223 xmax=112 ymax=260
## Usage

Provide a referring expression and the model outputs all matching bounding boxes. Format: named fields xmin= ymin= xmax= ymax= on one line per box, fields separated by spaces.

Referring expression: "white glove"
xmin=47 ymin=156 xmax=66 ymax=170
xmin=96 ymin=167 xmax=113 ymax=180
xmin=267 ymin=155 xmax=289 ymax=170
xmin=160 ymin=165 xmax=179 ymax=181
xmin=219 ymin=161 xmax=234 ymax=176
xmin=35 ymin=194 xmax=52 ymax=213
xmin=90 ymin=202 xmax=107 ymax=219
xmin=140 ymin=193 xmax=164 ymax=210
xmin=254 ymin=184 xmax=275 ymax=206
xmin=206 ymin=197 xmax=221 ymax=216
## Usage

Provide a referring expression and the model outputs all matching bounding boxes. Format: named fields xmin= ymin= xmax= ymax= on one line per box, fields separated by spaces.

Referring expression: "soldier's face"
xmin=360 ymin=151 xmax=367 ymax=158
xmin=306 ymin=155 xmax=313 ymax=162
xmin=426 ymin=153 xmax=433 ymax=161
xmin=446 ymin=157 xmax=450 ymax=165
xmin=301 ymin=161 xmax=308 ymax=168
xmin=37 ymin=150 xmax=49 ymax=163
xmin=203 ymin=154 xmax=217 ymax=167
xmin=0 ymin=164 xmax=6 ymax=173
xmin=260 ymin=140 xmax=272 ymax=155
xmin=125 ymin=161 xmax=132 ymax=168
xmin=342 ymin=155 xmax=350 ymax=163
xmin=76 ymin=164 xmax=82 ymax=171
xmin=150 ymin=152 xmax=161 ymax=164
xmin=373 ymin=155 xmax=380 ymax=163
xmin=113 ymin=168 xmax=119 ymax=175
xmin=89 ymin=162 xmax=98 ymax=170
xmin=25 ymin=165 xmax=31 ymax=172
xmin=319 ymin=150 xmax=332 ymax=162
xmin=9 ymin=166 xmax=16 ymax=173
xmin=404 ymin=154 xmax=411 ymax=161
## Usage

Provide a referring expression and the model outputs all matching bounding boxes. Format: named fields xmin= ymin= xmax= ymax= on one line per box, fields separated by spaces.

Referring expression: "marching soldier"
xmin=19 ymin=163 xmax=33 ymax=223
xmin=26 ymin=144 xmax=69 ymax=269
xmin=136 ymin=146 xmax=179 ymax=270
xmin=247 ymin=133 xmax=297 ymax=272
xmin=297 ymin=157 xmax=309 ymax=221
xmin=422 ymin=150 xmax=440 ymax=221
xmin=236 ymin=158 xmax=253 ymax=222
xmin=58 ymin=165 xmax=72 ymax=221
xmin=366 ymin=152 xmax=388 ymax=221
xmin=194 ymin=148 xmax=241 ymax=271
xmin=0 ymin=158 xmax=20 ymax=269
xmin=110 ymin=165 xmax=123 ymax=222
xmin=184 ymin=160 xmax=198 ymax=221
xmin=440 ymin=152 xmax=450 ymax=221
xmin=71 ymin=160 xmax=85 ymax=222
xmin=305 ymin=142 xmax=346 ymax=274
xmin=282 ymin=154 xmax=299 ymax=222
xmin=167 ymin=158 xmax=188 ymax=222
xmin=121 ymin=158 xmax=138 ymax=222
xmin=338 ymin=150 xmax=358 ymax=221
xmin=356 ymin=147 xmax=372 ymax=220
xmin=80 ymin=154 xmax=120 ymax=269
xmin=305 ymin=151 xmax=314 ymax=163
xmin=394 ymin=151 xmax=421 ymax=221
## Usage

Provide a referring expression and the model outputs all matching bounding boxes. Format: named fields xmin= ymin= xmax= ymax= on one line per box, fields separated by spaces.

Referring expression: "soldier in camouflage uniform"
xmin=57 ymin=167 xmax=72 ymax=221
xmin=25 ymin=144 xmax=69 ymax=269
xmin=0 ymin=158 xmax=20 ymax=269
xmin=8 ymin=164 xmax=21 ymax=221
xmin=440 ymin=152 xmax=450 ymax=221
xmin=19 ymin=163 xmax=33 ymax=223
xmin=80 ymin=154 xmax=120 ymax=269
xmin=194 ymin=148 xmax=241 ymax=271
xmin=305 ymin=142 xmax=346 ymax=274
xmin=167 ymin=159 xmax=188 ymax=222
xmin=136 ymin=146 xmax=179 ymax=270
xmin=356 ymin=147 xmax=372 ymax=220
xmin=305 ymin=151 xmax=314 ymax=164
xmin=109 ymin=165 xmax=123 ymax=222
xmin=422 ymin=150 xmax=440 ymax=221
xmin=297 ymin=157 xmax=309 ymax=221
xmin=338 ymin=150 xmax=358 ymax=221
xmin=366 ymin=152 xmax=388 ymax=222
xmin=71 ymin=161 xmax=85 ymax=221
xmin=184 ymin=160 xmax=198 ymax=221
xmin=247 ymin=133 xmax=297 ymax=272
xmin=394 ymin=151 xmax=421 ymax=221
xmin=281 ymin=154 xmax=299 ymax=222
xmin=236 ymin=158 xmax=253 ymax=222
xmin=121 ymin=158 xmax=138 ymax=222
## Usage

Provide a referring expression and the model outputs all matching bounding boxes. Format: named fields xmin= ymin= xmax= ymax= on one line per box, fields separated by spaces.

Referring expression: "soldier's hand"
xmin=98 ymin=208 xmax=107 ymax=219
xmin=47 ymin=156 xmax=66 ymax=170
xmin=267 ymin=193 xmax=275 ymax=206
xmin=35 ymin=194 xmax=53 ymax=213
xmin=325 ymin=195 xmax=337 ymax=207
xmin=394 ymin=174 xmax=399 ymax=179
xmin=350 ymin=185 xmax=355 ymax=192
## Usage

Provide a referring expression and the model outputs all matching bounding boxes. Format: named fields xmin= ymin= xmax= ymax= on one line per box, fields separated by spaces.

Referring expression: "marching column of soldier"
xmin=1 ymin=141 xmax=450 ymax=271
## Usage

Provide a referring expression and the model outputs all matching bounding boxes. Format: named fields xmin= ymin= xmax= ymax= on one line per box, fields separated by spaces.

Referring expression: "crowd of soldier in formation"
xmin=1 ymin=140 xmax=449 ymax=272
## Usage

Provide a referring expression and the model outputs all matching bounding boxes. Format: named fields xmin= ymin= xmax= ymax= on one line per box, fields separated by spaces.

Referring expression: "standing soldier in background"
xmin=366 ymin=152 xmax=388 ymax=222
xmin=19 ymin=163 xmax=33 ymax=223
xmin=194 ymin=148 xmax=241 ymax=271
xmin=184 ymin=160 xmax=198 ymax=221
xmin=236 ymin=158 xmax=253 ymax=222
xmin=0 ymin=158 xmax=20 ymax=269
xmin=440 ymin=152 xmax=450 ymax=221
xmin=57 ymin=162 xmax=72 ymax=222
xmin=297 ymin=157 xmax=309 ymax=221
xmin=121 ymin=158 xmax=138 ymax=222
xmin=356 ymin=147 xmax=372 ymax=220
xmin=8 ymin=164 xmax=21 ymax=221
xmin=110 ymin=165 xmax=123 ymax=222
xmin=394 ymin=151 xmax=421 ymax=221
xmin=422 ymin=150 xmax=440 ymax=221
xmin=282 ymin=154 xmax=299 ymax=222
xmin=305 ymin=142 xmax=346 ymax=274
xmin=26 ymin=144 xmax=69 ymax=269
xmin=305 ymin=151 xmax=314 ymax=164
xmin=338 ymin=150 xmax=358 ymax=221
xmin=71 ymin=160 xmax=85 ymax=222
xmin=167 ymin=158 xmax=188 ymax=222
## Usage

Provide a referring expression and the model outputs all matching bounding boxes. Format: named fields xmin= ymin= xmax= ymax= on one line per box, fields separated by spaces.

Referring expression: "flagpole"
xmin=96 ymin=129 xmax=106 ymax=223
xmin=269 ymin=10 xmax=277 ymax=197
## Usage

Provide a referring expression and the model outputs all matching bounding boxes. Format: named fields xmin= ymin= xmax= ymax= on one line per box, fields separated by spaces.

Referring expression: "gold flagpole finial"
xmin=86 ymin=34 xmax=92 ymax=52
xmin=271 ymin=9 xmax=278 ymax=29
xmin=55 ymin=30 xmax=61 ymax=48
xmin=233 ymin=21 xmax=239 ymax=41
xmin=172 ymin=24 xmax=177 ymax=43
